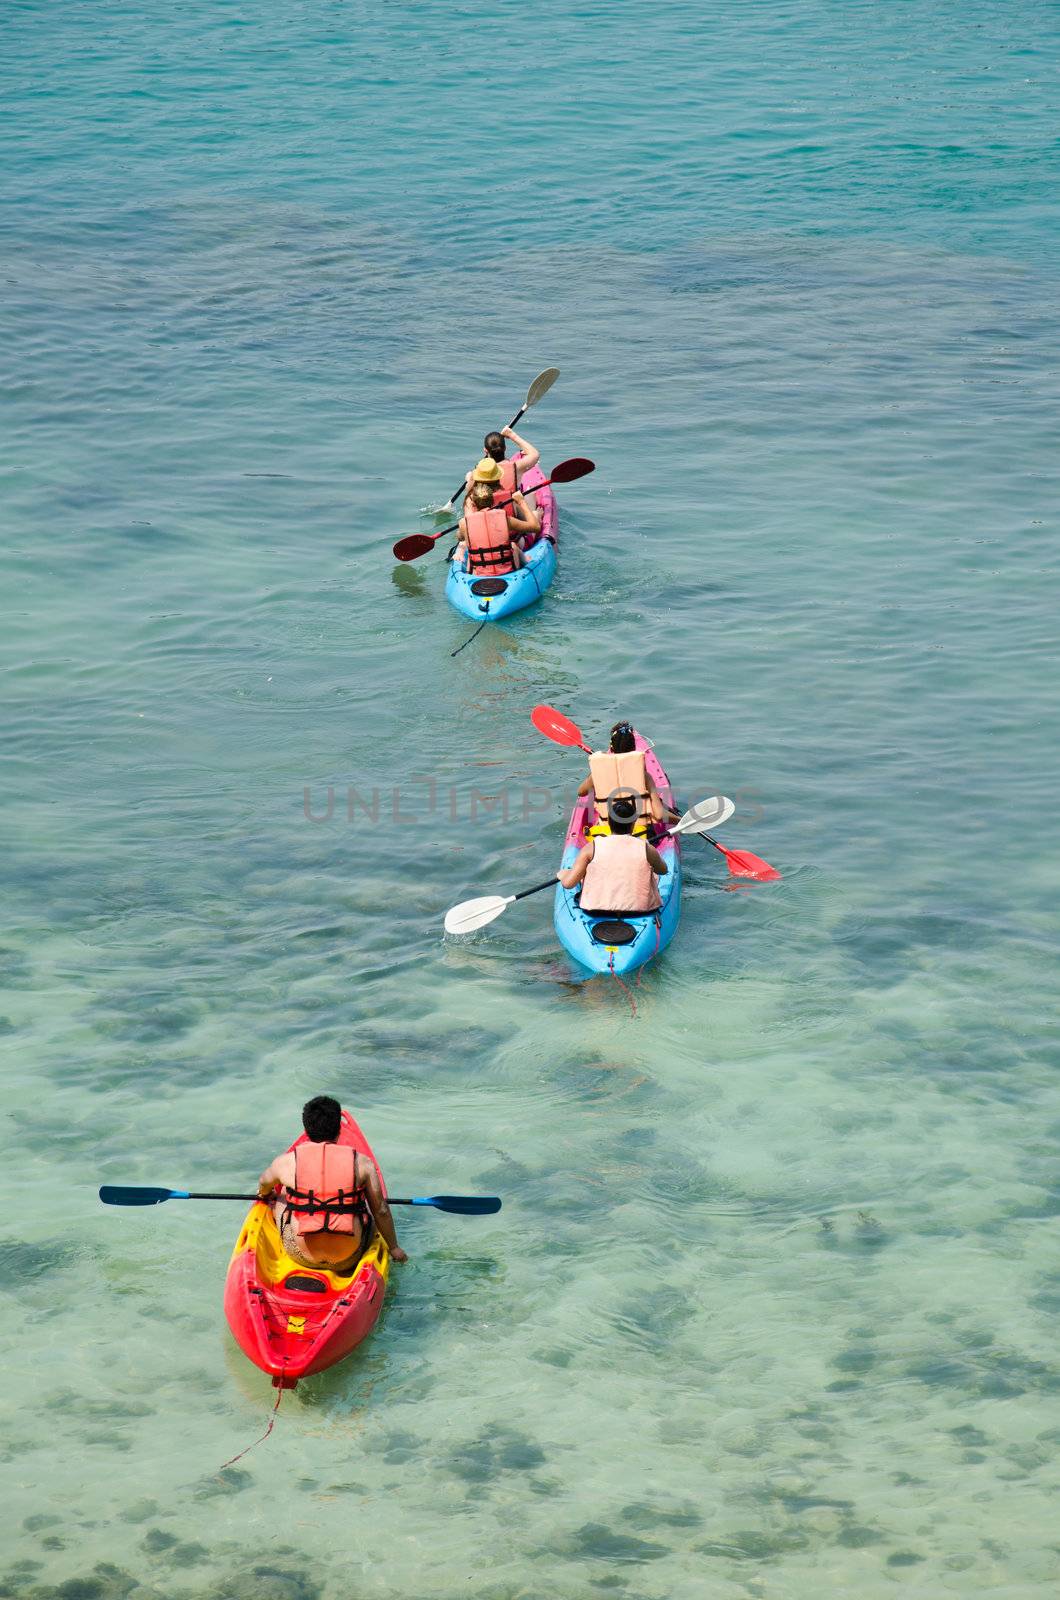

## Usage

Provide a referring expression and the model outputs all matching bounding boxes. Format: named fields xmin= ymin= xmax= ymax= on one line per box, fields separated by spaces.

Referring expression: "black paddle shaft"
xmin=196 ymin=1192 xmax=259 ymax=1200
xmin=190 ymin=1192 xmax=476 ymax=1207
xmin=515 ymin=877 xmax=559 ymax=902
xmin=445 ymin=402 xmax=529 ymax=507
xmin=430 ymin=484 xmax=528 ymax=548
xmin=99 ymin=1185 xmax=497 ymax=1210
xmin=394 ymin=459 xmax=593 ymax=563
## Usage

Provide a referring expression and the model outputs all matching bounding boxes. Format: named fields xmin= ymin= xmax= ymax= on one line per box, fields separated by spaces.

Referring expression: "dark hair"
xmin=483 ymin=431 xmax=506 ymax=461
xmin=302 ymin=1095 xmax=342 ymax=1143
xmin=608 ymin=795 xmax=639 ymax=834
xmin=610 ymin=721 xmax=635 ymax=753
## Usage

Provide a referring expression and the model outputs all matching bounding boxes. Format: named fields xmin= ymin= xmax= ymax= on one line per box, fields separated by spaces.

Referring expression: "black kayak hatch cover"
xmin=470 ymin=578 xmax=509 ymax=596
xmin=589 ymin=919 xmax=637 ymax=946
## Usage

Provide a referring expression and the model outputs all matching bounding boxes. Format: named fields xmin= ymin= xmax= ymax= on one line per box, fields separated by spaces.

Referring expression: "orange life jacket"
xmin=282 ymin=1142 xmax=364 ymax=1236
xmin=582 ymin=834 xmax=661 ymax=914
xmin=588 ymin=750 xmax=651 ymax=827
xmin=465 ymin=506 xmax=515 ymax=575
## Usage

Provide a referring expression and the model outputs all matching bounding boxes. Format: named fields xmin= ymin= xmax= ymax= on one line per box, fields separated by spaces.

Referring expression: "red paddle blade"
xmin=531 ymin=703 xmax=590 ymax=751
xmin=548 ymin=456 xmax=595 ymax=484
xmin=719 ymin=845 xmax=781 ymax=882
xmin=393 ymin=534 xmax=436 ymax=562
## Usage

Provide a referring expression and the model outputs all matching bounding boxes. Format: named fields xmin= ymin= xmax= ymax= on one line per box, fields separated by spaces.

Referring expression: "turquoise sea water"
xmin=3 ymin=1 xmax=1059 ymax=1595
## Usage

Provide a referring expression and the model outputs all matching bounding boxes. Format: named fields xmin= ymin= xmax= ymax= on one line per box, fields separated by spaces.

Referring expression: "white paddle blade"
xmin=526 ymin=367 xmax=560 ymax=407
xmin=670 ymin=795 xmax=736 ymax=835
xmin=444 ymin=895 xmax=511 ymax=935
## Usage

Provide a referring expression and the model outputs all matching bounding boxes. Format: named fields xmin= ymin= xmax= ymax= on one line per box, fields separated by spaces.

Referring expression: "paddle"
xmin=443 ymin=798 xmax=737 ymax=935
xmin=393 ymin=457 xmax=594 ymax=562
xmin=99 ymin=1186 xmax=501 ymax=1214
xmin=530 ymin=703 xmax=591 ymax=752
xmin=444 ymin=876 xmax=558 ymax=935
xmin=442 ymin=368 xmax=560 ymax=510
xmin=530 ymin=703 xmax=781 ymax=881
xmin=668 ymin=795 xmax=735 ymax=834
xmin=694 ymin=835 xmax=779 ymax=881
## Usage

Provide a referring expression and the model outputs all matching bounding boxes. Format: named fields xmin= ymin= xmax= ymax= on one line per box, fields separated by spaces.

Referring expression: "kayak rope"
xmin=218 ymin=1380 xmax=284 ymax=1472
xmin=451 ymin=603 xmax=491 ymax=657
xmin=608 ymin=950 xmax=638 ymax=1019
xmin=451 ymin=619 xmax=489 ymax=656
xmin=636 ymin=915 xmax=663 ymax=988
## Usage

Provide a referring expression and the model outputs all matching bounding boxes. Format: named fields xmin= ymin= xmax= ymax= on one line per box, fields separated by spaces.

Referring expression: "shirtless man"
xmin=257 ymin=1096 xmax=408 ymax=1271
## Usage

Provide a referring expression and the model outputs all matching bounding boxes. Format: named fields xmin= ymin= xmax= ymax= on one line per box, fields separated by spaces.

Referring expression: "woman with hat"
xmin=463 ymin=455 xmax=543 ymax=554
xmin=451 ymin=468 xmax=541 ymax=575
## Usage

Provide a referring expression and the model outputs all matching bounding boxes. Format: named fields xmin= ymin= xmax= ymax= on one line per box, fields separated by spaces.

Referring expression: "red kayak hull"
xmin=223 ymin=1110 xmax=390 ymax=1388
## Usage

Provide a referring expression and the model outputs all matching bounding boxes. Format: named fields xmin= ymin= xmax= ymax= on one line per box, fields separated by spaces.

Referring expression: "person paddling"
xmin=576 ymin=720 xmax=678 ymax=830
xmin=257 ymin=1096 xmax=408 ymax=1270
xmin=453 ymin=471 xmax=541 ymax=573
xmin=463 ymin=425 xmax=540 ymax=507
xmin=558 ymin=796 xmax=668 ymax=913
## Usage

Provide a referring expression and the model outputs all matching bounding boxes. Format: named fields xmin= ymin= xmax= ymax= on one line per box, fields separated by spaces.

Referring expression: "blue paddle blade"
xmin=99 ymin=1186 xmax=188 ymax=1206
xmin=411 ymin=1195 xmax=502 ymax=1214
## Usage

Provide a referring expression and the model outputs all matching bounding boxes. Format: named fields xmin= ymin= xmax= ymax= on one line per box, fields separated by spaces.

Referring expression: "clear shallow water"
xmin=2 ymin=1 xmax=1059 ymax=1595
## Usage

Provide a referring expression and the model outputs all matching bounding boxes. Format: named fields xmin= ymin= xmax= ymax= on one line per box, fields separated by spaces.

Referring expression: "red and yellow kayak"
xmin=223 ymin=1110 xmax=390 ymax=1388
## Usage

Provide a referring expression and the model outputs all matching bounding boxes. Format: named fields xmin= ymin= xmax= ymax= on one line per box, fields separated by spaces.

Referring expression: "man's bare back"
xmin=258 ymin=1146 xmax=407 ymax=1268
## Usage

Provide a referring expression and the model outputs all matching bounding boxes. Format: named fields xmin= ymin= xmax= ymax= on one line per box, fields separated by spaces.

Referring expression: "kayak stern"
xmin=223 ymin=1111 xmax=391 ymax=1387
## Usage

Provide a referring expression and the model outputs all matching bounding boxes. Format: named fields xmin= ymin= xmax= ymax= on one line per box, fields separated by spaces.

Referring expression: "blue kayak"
xmin=554 ymin=734 xmax=682 ymax=978
xmin=445 ymin=465 xmax=558 ymax=623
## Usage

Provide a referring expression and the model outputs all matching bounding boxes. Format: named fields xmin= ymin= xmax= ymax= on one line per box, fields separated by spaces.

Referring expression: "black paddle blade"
xmin=99 ymin=1185 xmax=179 ymax=1207
xmin=431 ymin=1195 xmax=502 ymax=1214
xmin=393 ymin=533 xmax=438 ymax=562
xmin=549 ymin=457 xmax=594 ymax=484
xmin=389 ymin=1194 xmax=503 ymax=1214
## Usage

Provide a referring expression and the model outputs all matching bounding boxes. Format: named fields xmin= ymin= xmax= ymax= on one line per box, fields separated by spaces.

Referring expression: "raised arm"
xmin=503 ymin=426 xmax=540 ymax=476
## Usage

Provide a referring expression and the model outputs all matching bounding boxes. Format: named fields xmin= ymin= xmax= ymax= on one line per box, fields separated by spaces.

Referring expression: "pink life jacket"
xmin=465 ymin=506 xmax=515 ymax=575
xmin=282 ymin=1142 xmax=364 ymax=1236
xmin=582 ymin=833 xmax=661 ymax=914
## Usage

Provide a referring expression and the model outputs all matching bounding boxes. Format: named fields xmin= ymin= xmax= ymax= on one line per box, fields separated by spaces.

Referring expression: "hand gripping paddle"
xmin=443 ymin=796 xmax=743 ymax=936
xmin=441 ymin=368 xmax=560 ymax=509
xmin=530 ymin=704 xmax=781 ymax=881
xmin=393 ymin=458 xmax=594 ymax=562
